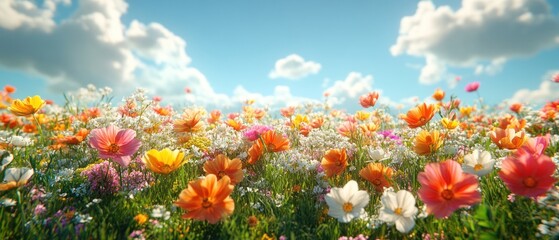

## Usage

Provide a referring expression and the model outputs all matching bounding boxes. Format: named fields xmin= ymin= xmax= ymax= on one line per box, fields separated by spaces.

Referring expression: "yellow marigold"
xmin=414 ymin=130 xmax=443 ymax=155
xmin=142 ymin=148 xmax=187 ymax=174
xmin=8 ymin=95 xmax=45 ymax=116
xmin=134 ymin=214 xmax=148 ymax=224
xmin=184 ymin=136 xmax=211 ymax=152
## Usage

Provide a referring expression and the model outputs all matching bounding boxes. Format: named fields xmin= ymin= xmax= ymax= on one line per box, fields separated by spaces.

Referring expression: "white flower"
xmin=0 ymin=198 xmax=16 ymax=206
xmin=9 ymin=136 xmax=32 ymax=147
xmin=0 ymin=167 xmax=34 ymax=191
xmin=378 ymin=189 xmax=418 ymax=233
xmin=462 ymin=150 xmax=495 ymax=177
xmin=324 ymin=180 xmax=370 ymax=223
xmin=0 ymin=150 xmax=13 ymax=171
xmin=367 ymin=147 xmax=390 ymax=161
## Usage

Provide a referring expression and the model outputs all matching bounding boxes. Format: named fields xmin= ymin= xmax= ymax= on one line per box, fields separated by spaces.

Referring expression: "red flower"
xmin=499 ymin=152 xmax=556 ymax=199
xmin=418 ymin=160 xmax=481 ymax=218
xmin=359 ymin=92 xmax=379 ymax=108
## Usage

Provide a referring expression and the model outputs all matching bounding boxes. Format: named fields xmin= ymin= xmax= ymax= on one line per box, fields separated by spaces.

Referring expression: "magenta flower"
xmin=89 ymin=125 xmax=141 ymax=167
xmin=243 ymin=125 xmax=273 ymax=141
xmin=465 ymin=82 xmax=480 ymax=92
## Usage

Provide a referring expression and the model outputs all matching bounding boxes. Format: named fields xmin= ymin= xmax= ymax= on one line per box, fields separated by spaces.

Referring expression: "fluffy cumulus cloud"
xmin=507 ymin=70 xmax=559 ymax=105
xmin=391 ymin=0 xmax=559 ymax=85
xmin=269 ymin=54 xmax=321 ymax=80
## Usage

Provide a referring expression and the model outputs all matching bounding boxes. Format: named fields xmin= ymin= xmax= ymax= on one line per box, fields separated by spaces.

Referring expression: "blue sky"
xmin=1 ymin=0 xmax=558 ymax=113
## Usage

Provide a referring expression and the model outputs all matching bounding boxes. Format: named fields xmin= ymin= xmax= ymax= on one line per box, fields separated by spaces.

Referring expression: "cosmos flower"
xmin=432 ymin=88 xmax=445 ymax=101
xmin=417 ymin=160 xmax=481 ymax=218
xmin=461 ymin=150 xmax=495 ymax=177
xmin=321 ymin=148 xmax=348 ymax=177
xmin=359 ymin=162 xmax=393 ymax=192
xmin=0 ymin=167 xmax=34 ymax=191
xmin=89 ymin=125 xmax=141 ymax=167
xmin=465 ymin=82 xmax=480 ymax=92
xmin=378 ymin=189 xmax=418 ymax=233
xmin=173 ymin=109 xmax=205 ymax=133
xmin=142 ymin=148 xmax=187 ymax=174
xmin=499 ymin=151 xmax=556 ymax=199
xmin=203 ymin=154 xmax=244 ymax=185
xmin=8 ymin=95 xmax=45 ymax=116
xmin=489 ymin=128 xmax=527 ymax=150
xmin=175 ymin=174 xmax=235 ymax=224
xmin=359 ymin=91 xmax=379 ymax=108
xmin=324 ymin=180 xmax=370 ymax=223
xmin=413 ymin=130 xmax=443 ymax=156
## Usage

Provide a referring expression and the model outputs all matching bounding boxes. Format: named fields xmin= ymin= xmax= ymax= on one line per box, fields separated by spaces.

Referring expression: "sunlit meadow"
xmin=1 ymin=82 xmax=559 ymax=240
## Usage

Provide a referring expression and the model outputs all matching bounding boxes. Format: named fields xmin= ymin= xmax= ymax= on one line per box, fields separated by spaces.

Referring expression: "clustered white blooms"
xmin=298 ymin=128 xmax=356 ymax=161
xmin=206 ymin=124 xmax=247 ymax=157
xmin=272 ymin=150 xmax=319 ymax=173
xmin=537 ymin=186 xmax=559 ymax=238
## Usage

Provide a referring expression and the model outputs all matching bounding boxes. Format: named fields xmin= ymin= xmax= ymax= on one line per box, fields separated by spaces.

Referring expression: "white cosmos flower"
xmin=0 ymin=167 xmax=34 ymax=191
xmin=324 ymin=180 xmax=370 ymax=223
xmin=9 ymin=136 xmax=32 ymax=147
xmin=462 ymin=150 xmax=495 ymax=177
xmin=378 ymin=189 xmax=418 ymax=233
xmin=367 ymin=147 xmax=390 ymax=162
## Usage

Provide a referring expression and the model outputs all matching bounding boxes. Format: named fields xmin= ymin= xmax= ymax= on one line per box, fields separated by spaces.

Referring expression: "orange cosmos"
xmin=247 ymin=140 xmax=264 ymax=164
xmin=414 ymin=130 xmax=443 ymax=155
xmin=359 ymin=92 xmax=379 ymax=108
xmin=173 ymin=109 xmax=204 ymax=133
xmin=499 ymin=151 xmax=556 ymax=199
xmin=401 ymin=103 xmax=436 ymax=128
xmin=260 ymin=130 xmax=289 ymax=152
xmin=175 ymin=174 xmax=235 ymax=224
xmin=510 ymin=103 xmax=522 ymax=114
xmin=359 ymin=162 xmax=393 ymax=192
xmin=203 ymin=154 xmax=244 ymax=185
xmin=208 ymin=110 xmax=221 ymax=124
xmin=321 ymin=148 xmax=348 ymax=177
xmin=418 ymin=160 xmax=481 ymax=218
xmin=432 ymin=88 xmax=445 ymax=101
xmin=489 ymin=128 xmax=527 ymax=150
xmin=8 ymin=95 xmax=46 ymax=116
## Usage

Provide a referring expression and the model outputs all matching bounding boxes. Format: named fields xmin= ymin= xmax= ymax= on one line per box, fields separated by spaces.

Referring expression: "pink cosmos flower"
xmin=499 ymin=151 xmax=556 ymax=199
xmin=243 ymin=125 xmax=273 ymax=141
xmin=417 ymin=160 xmax=481 ymax=218
xmin=89 ymin=125 xmax=141 ymax=167
xmin=465 ymin=82 xmax=480 ymax=92
xmin=553 ymin=73 xmax=559 ymax=83
xmin=517 ymin=135 xmax=550 ymax=158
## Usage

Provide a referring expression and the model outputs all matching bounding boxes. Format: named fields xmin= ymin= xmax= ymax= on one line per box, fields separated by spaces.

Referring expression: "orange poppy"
xmin=203 ymin=154 xmax=244 ymax=185
xmin=401 ymin=103 xmax=436 ymax=128
xmin=260 ymin=130 xmax=289 ymax=152
xmin=509 ymin=103 xmax=522 ymax=113
xmin=489 ymin=128 xmax=527 ymax=150
xmin=359 ymin=162 xmax=393 ymax=192
xmin=175 ymin=174 xmax=235 ymax=224
xmin=414 ymin=130 xmax=443 ymax=155
xmin=359 ymin=92 xmax=380 ymax=108
xmin=321 ymin=148 xmax=348 ymax=177
xmin=432 ymin=88 xmax=445 ymax=101
xmin=174 ymin=109 xmax=204 ymax=133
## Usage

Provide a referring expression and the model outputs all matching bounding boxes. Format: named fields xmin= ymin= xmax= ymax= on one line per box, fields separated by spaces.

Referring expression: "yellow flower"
xmin=142 ymin=148 xmax=186 ymax=174
xmin=8 ymin=95 xmax=45 ymax=116
xmin=134 ymin=214 xmax=148 ymax=224
xmin=355 ymin=111 xmax=371 ymax=121
xmin=441 ymin=118 xmax=459 ymax=130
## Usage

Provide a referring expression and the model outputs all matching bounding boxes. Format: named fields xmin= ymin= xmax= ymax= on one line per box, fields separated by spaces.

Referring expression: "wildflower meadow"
xmin=1 ymin=83 xmax=559 ymax=240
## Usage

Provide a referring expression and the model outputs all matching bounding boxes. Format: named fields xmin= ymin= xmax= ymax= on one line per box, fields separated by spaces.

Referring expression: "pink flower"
xmin=243 ymin=125 xmax=273 ymax=141
xmin=465 ymin=82 xmax=480 ymax=92
xmin=417 ymin=160 xmax=481 ymax=218
xmin=499 ymin=151 xmax=556 ymax=199
xmin=89 ymin=125 xmax=141 ymax=167
xmin=517 ymin=135 xmax=550 ymax=158
xmin=359 ymin=92 xmax=379 ymax=108
xmin=553 ymin=73 xmax=559 ymax=83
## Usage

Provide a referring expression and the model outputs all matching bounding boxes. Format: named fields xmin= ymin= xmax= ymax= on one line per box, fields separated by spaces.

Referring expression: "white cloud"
xmin=269 ymin=54 xmax=321 ymax=80
xmin=391 ymin=0 xmax=559 ymax=84
xmin=474 ymin=58 xmax=506 ymax=75
xmin=324 ymin=72 xmax=373 ymax=106
xmin=507 ymin=70 xmax=559 ymax=105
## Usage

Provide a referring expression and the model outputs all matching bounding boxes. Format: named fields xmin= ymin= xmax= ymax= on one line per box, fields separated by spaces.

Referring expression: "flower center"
xmin=342 ymin=202 xmax=353 ymax=213
xmin=523 ymin=177 xmax=537 ymax=188
xmin=335 ymin=161 xmax=342 ymax=166
xmin=202 ymin=198 xmax=212 ymax=208
xmin=394 ymin=207 xmax=403 ymax=215
xmin=218 ymin=171 xmax=226 ymax=178
xmin=441 ymin=189 xmax=454 ymax=200
xmin=108 ymin=143 xmax=119 ymax=153
xmin=419 ymin=116 xmax=426 ymax=123
xmin=372 ymin=179 xmax=381 ymax=186
xmin=473 ymin=163 xmax=484 ymax=171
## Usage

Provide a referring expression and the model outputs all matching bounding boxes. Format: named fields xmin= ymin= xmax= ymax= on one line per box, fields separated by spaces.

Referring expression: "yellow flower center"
xmin=441 ymin=189 xmax=454 ymax=200
xmin=394 ymin=207 xmax=403 ymax=215
xmin=202 ymin=198 xmax=212 ymax=208
xmin=523 ymin=177 xmax=537 ymax=188
xmin=342 ymin=202 xmax=353 ymax=213
xmin=108 ymin=143 xmax=120 ymax=153
xmin=473 ymin=164 xmax=484 ymax=171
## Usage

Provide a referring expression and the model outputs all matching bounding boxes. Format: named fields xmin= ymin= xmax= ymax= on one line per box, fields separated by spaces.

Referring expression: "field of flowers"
xmin=0 ymin=83 xmax=558 ymax=239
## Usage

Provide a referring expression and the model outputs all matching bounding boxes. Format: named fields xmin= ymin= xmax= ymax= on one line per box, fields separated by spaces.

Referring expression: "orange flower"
xmin=337 ymin=121 xmax=358 ymax=138
xmin=359 ymin=92 xmax=379 ymax=108
xmin=226 ymin=119 xmax=246 ymax=131
xmin=247 ymin=140 xmax=264 ymax=164
xmin=311 ymin=116 xmax=324 ymax=129
xmin=359 ymin=163 xmax=393 ymax=192
xmin=280 ymin=106 xmax=295 ymax=118
xmin=8 ymin=95 xmax=45 ymax=116
xmin=321 ymin=148 xmax=348 ymax=177
xmin=432 ymin=88 xmax=445 ymax=101
xmin=4 ymin=85 xmax=15 ymax=94
xmin=414 ymin=130 xmax=443 ymax=155
xmin=175 ymin=174 xmax=235 ymax=224
xmin=359 ymin=122 xmax=379 ymax=137
xmin=134 ymin=214 xmax=148 ymax=224
xmin=203 ymin=154 xmax=244 ymax=185
xmin=510 ymin=103 xmax=522 ymax=113
xmin=174 ymin=109 xmax=204 ymax=133
xmin=459 ymin=106 xmax=473 ymax=118
xmin=401 ymin=103 xmax=436 ymax=128
xmin=498 ymin=115 xmax=525 ymax=131
xmin=208 ymin=110 xmax=221 ymax=124
xmin=260 ymin=130 xmax=289 ymax=152
xmin=489 ymin=128 xmax=527 ymax=150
